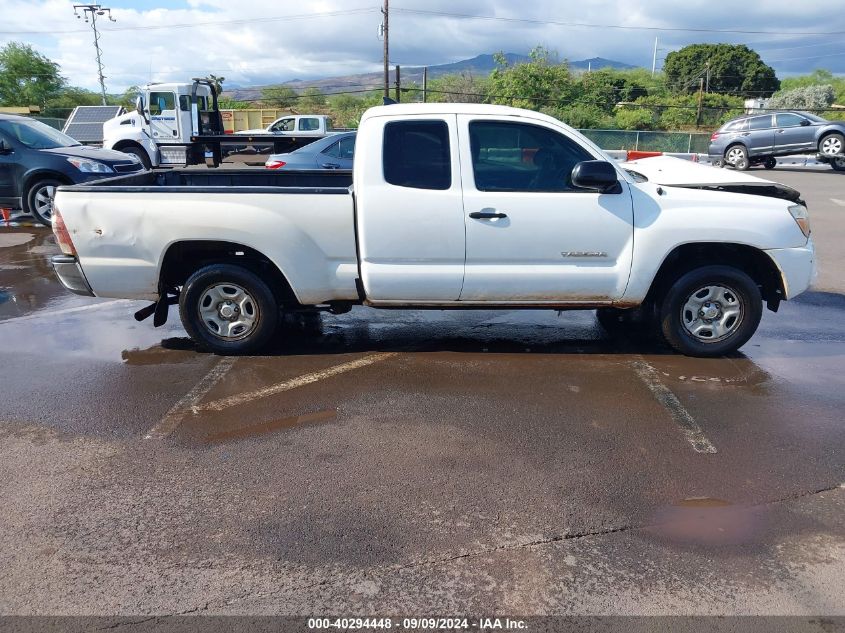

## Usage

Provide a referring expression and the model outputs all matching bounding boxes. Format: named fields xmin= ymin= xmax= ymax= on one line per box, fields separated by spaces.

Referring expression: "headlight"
xmin=788 ymin=204 xmax=811 ymax=238
xmin=66 ymin=157 xmax=114 ymax=173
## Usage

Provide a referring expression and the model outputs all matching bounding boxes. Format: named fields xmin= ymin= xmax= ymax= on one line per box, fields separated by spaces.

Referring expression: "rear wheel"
xmin=24 ymin=178 xmax=63 ymax=226
xmin=659 ymin=266 xmax=762 ymax=357
xmin=830 ymin=156 xmax=845 ymax=172
xmin=819 ymin=132 xmax=844 ymax=158
xmin=179 ymin=264 xmax=278 ymax=355
xmin=763 ymin=157 xmax=777 ymax=170
xmin=725 ymin=145 xmax=749 ymax=171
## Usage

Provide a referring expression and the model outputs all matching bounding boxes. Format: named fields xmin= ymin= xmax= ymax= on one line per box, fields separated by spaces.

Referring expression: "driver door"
xmin=458 ymin=116 xmax=634 ymax=303
xmin=148 ymin=91 xmax=179 ymax=141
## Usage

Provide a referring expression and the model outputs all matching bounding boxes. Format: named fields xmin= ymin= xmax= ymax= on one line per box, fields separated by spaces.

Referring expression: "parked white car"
xmin=51 ymin=104 xmax=814 ymax=357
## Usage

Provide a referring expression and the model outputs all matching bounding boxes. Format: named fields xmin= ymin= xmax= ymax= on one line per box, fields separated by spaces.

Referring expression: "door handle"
xmin=469 ymin=211 xmax=507 ymax=219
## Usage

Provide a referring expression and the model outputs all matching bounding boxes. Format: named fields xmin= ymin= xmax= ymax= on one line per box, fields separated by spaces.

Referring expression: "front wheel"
xmin=24 ymin=178 xmax=63 ymax=226
xmin=120 ymin=146 xmax=151 ymax=170
xmin=179 ymin=264 xmax=278 ymax=355
xmin=819 ymin=132 xmax=844 ymax=158
xmin=659 ymin=266 xmax=762 ymax=357
xmin=763 ymin=157 xmax=777 ymax=170
xmin=831 ymin=156 xmax=845 ymax=172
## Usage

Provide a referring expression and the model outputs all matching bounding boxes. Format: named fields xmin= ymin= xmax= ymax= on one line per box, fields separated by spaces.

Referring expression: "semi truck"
xmin=102 ymin=79 xmax=334 ymax=168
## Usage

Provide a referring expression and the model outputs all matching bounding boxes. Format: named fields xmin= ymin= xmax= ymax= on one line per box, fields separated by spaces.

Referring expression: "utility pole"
xmin=696 ymin=77 xmax=705 ymax=127
xmin=73 ymin=4 xmax=115 ymax=106
xmin=382 ymin=0 xmax=389 ymax=99
xmin=651 ymin=35 xmax=659 ymax=76
xmin=705 ymin=62 xmax=711 ymax=93
xmin=394 ymin=65 xmax=401 ymax=103
xmin=422 ymin=67 xmax=428 ymax=103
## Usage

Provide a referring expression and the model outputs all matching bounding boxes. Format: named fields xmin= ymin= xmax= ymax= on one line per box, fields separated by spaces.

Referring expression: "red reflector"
xmin=265 ymin=161 xmax=286 ymax=169
xmin=52 ymin=207 xmax=77 ymax=257
xmin=710 ymin=133 xmax=720 ymax=141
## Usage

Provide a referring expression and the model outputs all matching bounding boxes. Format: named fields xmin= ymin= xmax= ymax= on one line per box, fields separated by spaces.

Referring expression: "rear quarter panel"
xmin=55 ymin=188 xmax=359 ymax=304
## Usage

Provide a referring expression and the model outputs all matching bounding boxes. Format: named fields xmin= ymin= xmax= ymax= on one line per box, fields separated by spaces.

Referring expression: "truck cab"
xmin=103 ymin=81 xmax=218 ymax=168
xmin=240 ymin=115 xmax=336 ymax=136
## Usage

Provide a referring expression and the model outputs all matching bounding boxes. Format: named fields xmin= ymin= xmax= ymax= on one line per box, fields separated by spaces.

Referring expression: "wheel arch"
xmin=159 ymin=240 xmax=301 ymax=307
xmin=645 ymin=242 xmax=785 ymax=312
xmin=21 ymin=169 xmax=73 ymax=195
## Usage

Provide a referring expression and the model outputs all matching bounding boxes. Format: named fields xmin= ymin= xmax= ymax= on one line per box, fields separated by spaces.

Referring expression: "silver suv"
xmin=709 ymin=111 xmax=845 ymax=172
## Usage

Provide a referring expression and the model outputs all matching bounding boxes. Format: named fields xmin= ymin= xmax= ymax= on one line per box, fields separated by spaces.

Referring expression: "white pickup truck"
xmin=51 ymin=104 xmax=815 ymax=357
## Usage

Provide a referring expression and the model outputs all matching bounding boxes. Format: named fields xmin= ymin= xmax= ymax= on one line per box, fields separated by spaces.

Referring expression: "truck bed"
xmin=64 ymin=169 xmax=353 ymax=193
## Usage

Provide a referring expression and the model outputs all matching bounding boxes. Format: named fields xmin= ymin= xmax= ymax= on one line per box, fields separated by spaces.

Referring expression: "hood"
xmin=621 ymin=155 xmax=802 ymax=203
xmin=41 ymin=144 xmax=139 ymax=163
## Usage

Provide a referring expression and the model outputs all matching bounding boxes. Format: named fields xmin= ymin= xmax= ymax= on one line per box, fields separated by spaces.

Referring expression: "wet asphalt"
xmin=0 ymin=168 xmax=843 ymax=617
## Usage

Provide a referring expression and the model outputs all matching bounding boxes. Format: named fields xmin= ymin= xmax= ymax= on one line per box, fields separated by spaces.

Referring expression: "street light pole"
xmin=382 ymin=0 xmax=389 ymax=99
xmin=73 ymin=4 xmax=116 ymax=106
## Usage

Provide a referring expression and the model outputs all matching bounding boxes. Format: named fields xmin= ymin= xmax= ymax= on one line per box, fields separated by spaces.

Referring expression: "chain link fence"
xmin=33 ymin=117 xmax=67 ymax=131
xmin=578 ymin=129 xmax=711 ymax=154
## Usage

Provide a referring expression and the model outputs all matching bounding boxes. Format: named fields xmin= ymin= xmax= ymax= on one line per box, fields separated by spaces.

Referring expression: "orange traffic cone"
xmin=0 ymin=208 xmax=11 ymax=223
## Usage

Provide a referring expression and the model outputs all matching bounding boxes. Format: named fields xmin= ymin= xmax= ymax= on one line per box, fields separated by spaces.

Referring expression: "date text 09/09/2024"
xmin=307 ymin=617 xmax=528 ymax=630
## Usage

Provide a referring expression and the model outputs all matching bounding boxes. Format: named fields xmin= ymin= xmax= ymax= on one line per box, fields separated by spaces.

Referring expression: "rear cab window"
xmin=383 ymin=120 xmax=451 ymax=190
xmin=298 ymin=118 xmax=321 ymax=131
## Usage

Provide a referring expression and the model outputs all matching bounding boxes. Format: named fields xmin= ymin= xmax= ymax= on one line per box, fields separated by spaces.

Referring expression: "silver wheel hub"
xmin=822 ymin=136 xmax=843 ymax=155
xmin=198 ymin=283 xmax=259 ymax=340
xmin=34 ymin=185 xmax=56 ymax=217
xmin=681 ymin=285 xmax=743 ymax=343
xmin=726 ymin=148 xmax=744 ymax=163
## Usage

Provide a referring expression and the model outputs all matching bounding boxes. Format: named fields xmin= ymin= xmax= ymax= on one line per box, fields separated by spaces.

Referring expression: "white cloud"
xmin=1 ymin=0 xmax=843 ymax=93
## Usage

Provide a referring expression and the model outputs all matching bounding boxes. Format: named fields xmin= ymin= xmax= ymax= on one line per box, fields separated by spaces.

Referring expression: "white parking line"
xmin=192 ymin=352 xmax=398 ymax=414
xmin=631 ymin=359 xmax=717 ymax=454
xmin=0 ymin=300 xmax=133 ymax=325
xmin=831 ymin=198 xmax=845 ymax=207
xmin=144 ymin=357 xmax=237 ymax=440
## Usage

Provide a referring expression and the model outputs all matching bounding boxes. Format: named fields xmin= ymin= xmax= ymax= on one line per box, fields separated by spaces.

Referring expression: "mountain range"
xmin=224 ymin=53 xmax=636 ymax=102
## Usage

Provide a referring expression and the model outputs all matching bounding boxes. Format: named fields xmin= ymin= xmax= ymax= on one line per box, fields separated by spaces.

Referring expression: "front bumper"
xmin=765 ymin=240 xmax=816 ymax=300
xmin=52 ymin=255 xmax=95 ymax=297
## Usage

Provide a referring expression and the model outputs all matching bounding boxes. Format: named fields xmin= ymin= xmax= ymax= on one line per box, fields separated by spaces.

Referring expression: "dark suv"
xmin=709 ymin=111 xmax=845 ymax=172
xmin=0 ymin=114 xmax=146 ymax=226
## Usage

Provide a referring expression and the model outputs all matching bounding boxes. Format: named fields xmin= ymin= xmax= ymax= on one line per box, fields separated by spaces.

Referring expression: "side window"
xmin=338 ymin=136 xmax=355 ymax=159
xmin=322 ymin=140 xmax=341 ymax=158
xmin=383 ymin=120 xmax=451 ymax=190
xmin=749 ymin=116 xmax=773 ymax=130
xmin=270 ymin=118 xmax=295 ymax=132
xmin=149 ymin=92 xmax=175 ymax=116
xmin=776 ymin=113 xmax=805 ymax=128
xmin=298 ymin=118 xmax=320 ymax=131
xmin=469 ymin=120 xmax=593 ymax=192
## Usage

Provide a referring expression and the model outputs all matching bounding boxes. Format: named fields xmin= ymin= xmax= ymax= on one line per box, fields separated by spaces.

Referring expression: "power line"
xmin=0 ymin=7 xmax=376 ymax=35
xmin=392 ymin=7 xmax=845 ymax=36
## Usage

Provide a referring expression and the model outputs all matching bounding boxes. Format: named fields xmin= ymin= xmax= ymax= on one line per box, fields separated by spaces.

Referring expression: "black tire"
xmin=120 ymin=146 xmax=152 ymax=170
xmin=24 ymin=177 xmax=63 ymax=226
xmin=763 ymin=157 xmax=777 ymax=170
xmin=659 ymin=266 xmax=762 ymax=357
xmin=724 ymin=144 xmax=749 ymax=171
xmin=831 ymin=156 xmax=845 ymax=172
xmin=818 ymin=132 xmax=844 ymax=158
xmin=179 ymin=264 xmax=278 ymax=355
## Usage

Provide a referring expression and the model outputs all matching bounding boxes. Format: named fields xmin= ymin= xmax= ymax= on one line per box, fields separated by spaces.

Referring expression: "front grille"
xmin=113 ymin=162 xmax=144 ymax=173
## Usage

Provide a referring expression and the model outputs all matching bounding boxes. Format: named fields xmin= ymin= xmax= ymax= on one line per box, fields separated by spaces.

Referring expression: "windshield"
xmin=0 ymin=119 xmax=81 ymax=149
xmin=798 ymin=111 xmax=827 ymax=123
xmin=624 ymin=168 xmax=648 ymax=183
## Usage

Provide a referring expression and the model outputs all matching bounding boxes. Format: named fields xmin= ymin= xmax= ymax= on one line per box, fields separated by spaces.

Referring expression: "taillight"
xmin=52 ymin=207 xmax=77 ymax=256
xmin=710 ymin=132 xmax=720 ymax=141
xmin=265 ymin=160 xmax=286 ymax=169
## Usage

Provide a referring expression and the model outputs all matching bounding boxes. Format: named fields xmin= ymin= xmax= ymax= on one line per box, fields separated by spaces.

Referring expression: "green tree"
xmin=768 ymin=84 xmax=835 ymax=111
xmin=488 ymin=46 xmax=577 ymax=110
xmin=42 ymin=86 xmax=105 ymax=117
xmin=261 ymin=85 xmax=297 ymax=108
xmin=300 ymin=87 xmax=326 ymax=109
xmin=204 ymin=74 xmax=225 ymax=95
xmin=217 ymin=96 xmax=251 ymax=110
xmin=426 ymin=72 xmax=489 ymax=103
xmin=663 ymin=44 xmax=779 ymax=98
xmin=0 ymin=42 xmax=65 ymax=108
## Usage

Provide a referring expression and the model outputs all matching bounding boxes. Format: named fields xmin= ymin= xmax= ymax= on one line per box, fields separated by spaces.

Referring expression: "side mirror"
xmin=0 ymin=139 xmax=12 ymax=154
xmin=571 ymin=160 xmax=621 ymax=194
xmin=135 ymin=95 xmax=149 ymax=124
xmin=800 ymin=119 xmax=811 ymax=126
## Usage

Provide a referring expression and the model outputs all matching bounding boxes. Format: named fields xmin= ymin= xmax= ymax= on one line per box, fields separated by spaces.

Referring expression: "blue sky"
xmin=1 ymin=1 xmax=843 ymax=92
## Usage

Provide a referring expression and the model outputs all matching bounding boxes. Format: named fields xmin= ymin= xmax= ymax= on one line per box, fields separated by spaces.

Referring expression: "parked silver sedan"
xmin=264 ymin=131 xmax=356 ymax=170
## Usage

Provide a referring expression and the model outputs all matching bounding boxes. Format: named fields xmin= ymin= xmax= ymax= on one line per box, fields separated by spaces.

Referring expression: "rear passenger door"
xmin=356 ymin=116 xmax=466 ymax=303
xmin=746 ymin=115 xmax=775 ymax=156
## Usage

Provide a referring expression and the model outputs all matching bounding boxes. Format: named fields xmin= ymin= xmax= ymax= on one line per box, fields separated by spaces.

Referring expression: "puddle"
xmin=204 ymin=409 xmax=337 ymax=443
xmin=121 ymin=338 xmax=201 ymax=365
xmin=645 ymin=497 xmax=766 ymax=547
